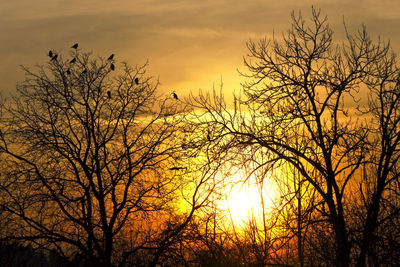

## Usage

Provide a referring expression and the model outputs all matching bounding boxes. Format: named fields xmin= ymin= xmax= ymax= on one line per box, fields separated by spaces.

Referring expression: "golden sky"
xmin=1 ymin=0 xmax=400 ymax=97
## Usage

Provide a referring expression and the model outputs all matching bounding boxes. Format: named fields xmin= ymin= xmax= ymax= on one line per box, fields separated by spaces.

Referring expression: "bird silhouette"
xmin=51 ymin=54 xmax=58 ymax=61
xmin=70 ymin=58 xmax=76 ymax=64
xmin=107 ymin=91 xmax=111 ymax=99
xmin=172 ymin=92 xmax=178 ymax=100
xmin=207 ymin=133 xmax=211 ymax=142
xmin=107 ymin=54 xmax=114 ymax=60
xmin=71 ymin=43 xmax=78 ymax=49
xmin=48 ymin=50 xmax=53 ymax=58
xmin=66 ymin=69 xmax=71 ymax=75
xmin=110 ymin=63 xmax=115 ymax=71
xmin=135 ymin=77 xmax=139 ymax=85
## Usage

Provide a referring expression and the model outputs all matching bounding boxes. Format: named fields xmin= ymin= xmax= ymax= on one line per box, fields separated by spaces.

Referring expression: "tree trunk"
xmin=334 ymin=218 xmax=351 ymax=267
xmin=297 ymin=178 xmax=304 ymax=267
xmin=356 ymin=192 xmax=382 ymax=267
xmin=327 ymin=190 xmax=351 ymax=267
xmin=101 ymin=230 xmax=113 ymax=267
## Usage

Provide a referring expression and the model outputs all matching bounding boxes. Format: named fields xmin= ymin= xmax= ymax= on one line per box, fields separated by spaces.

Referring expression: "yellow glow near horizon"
xmin=219 ymin=172 xmax=278 ymax=226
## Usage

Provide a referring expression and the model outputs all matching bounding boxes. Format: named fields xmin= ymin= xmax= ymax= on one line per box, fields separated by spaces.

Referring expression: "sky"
xmin=1 ymin=0 xmax=400 ymax=97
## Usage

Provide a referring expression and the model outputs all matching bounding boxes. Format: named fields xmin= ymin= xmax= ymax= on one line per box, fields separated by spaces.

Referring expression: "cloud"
xmin=1 ymin=0 xmax=400 ymax=94
xmin=159 ymin=27 xmax=221 ymax=39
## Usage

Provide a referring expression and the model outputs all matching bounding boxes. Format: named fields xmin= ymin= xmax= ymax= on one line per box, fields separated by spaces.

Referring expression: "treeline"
xmin=1 ymin=8 xmax=400 ymax=267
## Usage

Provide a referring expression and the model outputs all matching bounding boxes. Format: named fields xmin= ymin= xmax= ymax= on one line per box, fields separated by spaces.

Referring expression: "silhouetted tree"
xmin=0 ymin=50 xmax=213 ymax=266
xmin=354 ymin=40 xmax=400 ymax=266
xmin=188 ymin=7 xmax=398 ymax=267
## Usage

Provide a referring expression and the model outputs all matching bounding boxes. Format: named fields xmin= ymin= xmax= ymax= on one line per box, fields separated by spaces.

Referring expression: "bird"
xmin=66 ymin=69 xmax=71 ymax=75
xmin=172 ymin=92 xmax=178 ymax=100
xmin=51 ymin=54 xmax=58 ymax=61
xmin=70 ymin=58 xmax=76 ymax=64
xmin=107 ymin=91 xmax=111 ymax=99
xmin=107 ymin=54 xmax=114 ymax=60
xmin=48 ymin=50 xmax=53 ymax=58
xmin=135 ymin=77 xmax=139 ymax=85
xmin=71 ymin=43 xmax=78 ymax=49
xmin=207 ymin=133 xmax=211 ymax=142
xmin=110 ymin=63 xmax=115 ymax=71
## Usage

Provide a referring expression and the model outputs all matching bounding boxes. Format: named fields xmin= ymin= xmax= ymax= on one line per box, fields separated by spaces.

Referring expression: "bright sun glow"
xmin=219 ymin=172 xmax=278 ymax=226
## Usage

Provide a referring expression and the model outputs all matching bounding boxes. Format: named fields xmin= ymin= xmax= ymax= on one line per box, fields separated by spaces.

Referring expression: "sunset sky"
xmin=1 ymin=0 xmax=400 ymax=96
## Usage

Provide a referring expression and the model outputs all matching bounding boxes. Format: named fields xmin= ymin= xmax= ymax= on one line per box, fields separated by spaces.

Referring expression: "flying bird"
xmin=172 ymin=92 xmax=178 ymax=100
xmin=51 ymin=54 xmax=58 ymax=61
xmin=107 ymin=54 xmax=114 ymax=60
xmin=48 ymin=50 xmax=53 ymax=58
xmin=135 ymin=77 xmax=139 ymax=85
xmin=71 ymin=43 xmax=78 ymax=49
xmin=70 ymin=57 xmax=76 ymax=64
xmin=107 ymin=91 xmax=111 ymax=99
xmin=110 ymin=63 xmax=115 ymax=71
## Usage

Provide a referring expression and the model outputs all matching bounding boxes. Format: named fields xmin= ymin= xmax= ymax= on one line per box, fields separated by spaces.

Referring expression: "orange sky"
xmin=1 ymin=0 xmax=400 ymax=97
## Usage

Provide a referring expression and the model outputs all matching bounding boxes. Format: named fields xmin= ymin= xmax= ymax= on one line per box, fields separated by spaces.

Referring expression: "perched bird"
xmin=207 ymin=133 xmax=211 ymax=142
xmin=66 ymin=69 xmax=71 ymax=75
xmin=107 ymin=54 xmax=114 ymax=60
xmin=110 ymin=63 xmax=115 ymax=71
xmin=71 ymin=43 xmax=78 ymax=49
xmin=107 ymin=91 xmax=111 ymax=99
xmin=48 ymin=50 xmax=53 ymax=58
xmin=70 ymin=58 xmax=76 ymax=64
xmin=51 ymin=54 xmax=58 ymax=61
xmin=135 ymin=77 xmax=139 ymax=85
xmin=172 ymin=92 xmax=178 ymax=100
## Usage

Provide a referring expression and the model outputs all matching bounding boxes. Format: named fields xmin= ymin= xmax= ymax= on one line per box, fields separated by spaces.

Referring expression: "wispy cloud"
xmin=1 ymin=0 xmax=400 ymax=94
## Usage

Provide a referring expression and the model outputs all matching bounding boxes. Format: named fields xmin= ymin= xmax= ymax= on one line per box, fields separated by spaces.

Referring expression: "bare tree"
xmin=188 ymin=8 xmax=394 ymax=267
xmin=354 ymin=42 xmax=400 ymax=266
xmin=273 ymin=152 xmax=322 ymax=266
xmin=0 ymin=49 xmax=212 ymax=266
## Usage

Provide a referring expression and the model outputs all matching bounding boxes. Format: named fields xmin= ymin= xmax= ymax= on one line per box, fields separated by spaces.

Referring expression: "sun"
xmin=226 ymin=183 xmax=260 ymax=222
xmin=220 ymin=173 xmax=277 ymax=226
